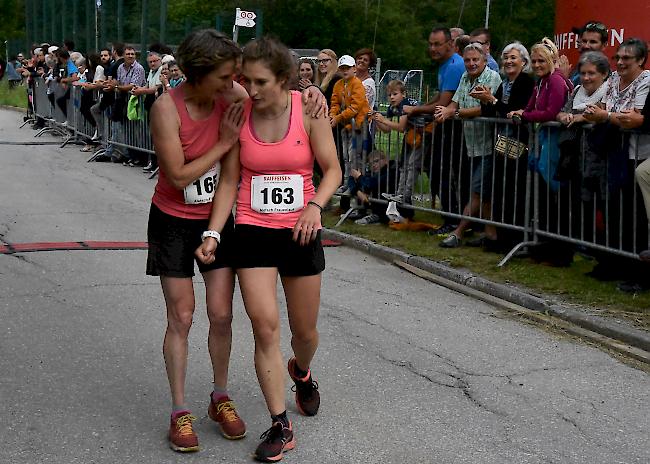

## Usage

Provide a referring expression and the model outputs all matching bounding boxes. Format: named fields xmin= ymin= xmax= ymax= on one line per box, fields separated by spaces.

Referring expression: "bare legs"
xmin=161 ymin=267 xmax=234 ymax=408
xmin=237 ymin=268 xmax=321 ymax=415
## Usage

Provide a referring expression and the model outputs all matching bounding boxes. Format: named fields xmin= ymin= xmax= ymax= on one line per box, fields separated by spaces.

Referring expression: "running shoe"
xmin=287 ymin=357 xmax=320 ymax=416
xmin=254 ymin=421 xmax=295 ymax=462
xmin=207 ymin=394 xmax=247 ymax=440
xmin=168 ymin=411 xmax=199 ymax=452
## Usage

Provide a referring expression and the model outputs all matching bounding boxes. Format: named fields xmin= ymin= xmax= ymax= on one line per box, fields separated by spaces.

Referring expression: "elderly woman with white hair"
xmin=470 ymin=42 xmax=536 ymax=250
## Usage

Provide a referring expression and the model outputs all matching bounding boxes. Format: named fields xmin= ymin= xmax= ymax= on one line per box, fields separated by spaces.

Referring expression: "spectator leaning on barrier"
xmin=510 ymin=38 xmax=574 ymax=266
xmin=435 ymin=43 xmax=502 ymax=249
xmin=405 ymin=26 xmax=466 ymax=236
xmin=469 ymin=28 xmax=499 ymax=72
xmin=472 ymin=41 xmax=535 ymax=250
xmin=582 ymin=38 xmax=650 ymax=290
xmin=54 ymin=48 xmax=79 ymax=120
xmin=329 ymin=54 xmax=370 ymax=192
xmin=86 ymin=48 xmax=112 ymax=143
xmin=372 ymin=79 xmax=422 ymax=211
xmin=559 ymin=20 xmax=609 ymax=87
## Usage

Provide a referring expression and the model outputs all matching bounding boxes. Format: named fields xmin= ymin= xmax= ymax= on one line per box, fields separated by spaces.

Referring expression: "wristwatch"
xmin=201 ymin=230 xmax=221 ymax=243
xmin=454 ymin=109 xmax=461 ymax=119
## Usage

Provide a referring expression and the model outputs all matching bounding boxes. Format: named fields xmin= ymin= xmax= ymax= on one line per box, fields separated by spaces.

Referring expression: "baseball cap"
xmin=48 ymin=45 xmax=59 ymax=54
xmin=337 ymin=55 xmax=355 ymax=68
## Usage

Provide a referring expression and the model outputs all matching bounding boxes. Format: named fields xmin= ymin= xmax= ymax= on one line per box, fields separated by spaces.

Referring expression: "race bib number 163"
xmin=251 ymin=174 xmax=304 ymax=213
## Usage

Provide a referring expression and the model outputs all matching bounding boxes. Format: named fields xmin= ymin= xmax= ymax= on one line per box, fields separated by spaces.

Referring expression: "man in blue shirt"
xmin=54 ymin=49 xmax=79 ymax=120
xmin=404 ymin=26 xmax=466 ymax=234
xmin=469 ymin=28 xmax=499 ymax=72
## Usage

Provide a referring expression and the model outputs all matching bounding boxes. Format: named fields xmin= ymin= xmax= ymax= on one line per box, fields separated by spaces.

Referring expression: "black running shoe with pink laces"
xmin=254 ymin=421 xmax=295 ymax=462
xmin=288 ymin=357 xmax=320 ymax=416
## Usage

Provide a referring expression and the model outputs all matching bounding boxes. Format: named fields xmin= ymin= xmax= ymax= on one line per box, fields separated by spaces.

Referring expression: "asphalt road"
xmin=1 ymin=109 xmax=648 ymax=464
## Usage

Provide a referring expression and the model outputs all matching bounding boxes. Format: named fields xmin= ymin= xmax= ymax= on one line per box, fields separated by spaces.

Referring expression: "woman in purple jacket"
xmin=509 ymin=37 xmax=574 ymax=265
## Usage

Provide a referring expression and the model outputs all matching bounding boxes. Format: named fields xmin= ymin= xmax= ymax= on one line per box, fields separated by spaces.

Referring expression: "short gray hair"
xmin=578 ymin=51 xmax=610 ymax=76
xmin=463 ymin=42 xmax=486 ymax=57
xmin=501 ymin=42 xmax=532 ymax=74
xmin=147 ymin=51 xmax=161 ymax=59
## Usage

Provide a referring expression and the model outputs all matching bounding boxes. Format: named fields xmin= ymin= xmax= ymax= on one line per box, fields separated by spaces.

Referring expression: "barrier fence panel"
xmin=531 ymin=122 xmax=650 ymax=261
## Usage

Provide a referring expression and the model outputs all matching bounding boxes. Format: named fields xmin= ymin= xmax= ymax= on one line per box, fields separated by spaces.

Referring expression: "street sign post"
xmin=232 ymin=7 xmax=257 ymax=43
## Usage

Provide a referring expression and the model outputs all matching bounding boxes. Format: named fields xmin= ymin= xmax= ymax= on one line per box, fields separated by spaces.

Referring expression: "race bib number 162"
xmin=251 ymin=174 xmax=304 ymax=213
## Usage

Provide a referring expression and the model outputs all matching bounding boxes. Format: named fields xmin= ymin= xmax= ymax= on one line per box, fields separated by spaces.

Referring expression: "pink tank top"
xmin=151 ymin=84 xmax=227 ymax=219
xmin=236 ymin=91 xmax=316 ymax=229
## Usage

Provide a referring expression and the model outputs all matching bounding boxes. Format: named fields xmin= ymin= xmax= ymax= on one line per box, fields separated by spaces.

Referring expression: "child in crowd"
xmin=329 ymin=54 xmax=370 ymax=192
xmin=373 ymin=79 xmax=427 ymax=206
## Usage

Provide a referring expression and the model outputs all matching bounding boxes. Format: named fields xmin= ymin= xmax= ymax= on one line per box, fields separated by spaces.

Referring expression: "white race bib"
xmin=251 ymin=174 xmax=304 ymax=213
xmin=183 ymin=163 xmax=220 ymax=204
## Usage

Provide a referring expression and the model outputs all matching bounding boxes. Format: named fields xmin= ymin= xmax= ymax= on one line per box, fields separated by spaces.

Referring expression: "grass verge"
xmin=322 ymin=209 xmax=650 ymax=330
xmin=0 ymin=80 xmax=28 ymax=109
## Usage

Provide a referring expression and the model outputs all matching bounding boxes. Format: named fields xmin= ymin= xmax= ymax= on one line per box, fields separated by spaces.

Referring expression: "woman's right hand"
xmin=218 ymin=102 xmax=245 ymax=149
xmin=195 ymin=237 xmax=218 ymax=264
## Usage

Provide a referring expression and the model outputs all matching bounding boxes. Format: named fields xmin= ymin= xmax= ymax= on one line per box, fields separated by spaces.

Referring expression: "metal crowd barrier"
xmin=337 ymin=113 xmax=648 ymax=265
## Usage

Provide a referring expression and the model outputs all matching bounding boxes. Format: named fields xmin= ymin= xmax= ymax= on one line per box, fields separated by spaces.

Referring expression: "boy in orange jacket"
xmin=329 ymin=54 xmax=370 ymax=192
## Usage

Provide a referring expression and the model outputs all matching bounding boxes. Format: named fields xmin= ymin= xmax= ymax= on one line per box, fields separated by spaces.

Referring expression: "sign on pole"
xmin=233 ymin=7 xmax=256 ymax=42
xmin=235 ymin=9 xmax=256 ymax=27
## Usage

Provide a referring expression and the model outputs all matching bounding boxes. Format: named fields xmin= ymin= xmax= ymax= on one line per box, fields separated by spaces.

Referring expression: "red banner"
xmin=554 ymin=0 xmax=650 ymax=68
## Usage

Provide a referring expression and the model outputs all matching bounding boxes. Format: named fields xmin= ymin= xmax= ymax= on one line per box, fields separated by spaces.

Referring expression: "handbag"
xmin=494 ymin=134 xmax=527 ymax=159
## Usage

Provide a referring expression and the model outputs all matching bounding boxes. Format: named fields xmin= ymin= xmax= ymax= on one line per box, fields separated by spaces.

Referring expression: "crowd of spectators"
xmin=6 ymin=19 xmax=650 ymax=292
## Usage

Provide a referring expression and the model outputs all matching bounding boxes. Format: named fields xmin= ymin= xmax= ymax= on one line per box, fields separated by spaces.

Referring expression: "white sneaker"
xmin=385 ymin=201 xmax=405 ymax=223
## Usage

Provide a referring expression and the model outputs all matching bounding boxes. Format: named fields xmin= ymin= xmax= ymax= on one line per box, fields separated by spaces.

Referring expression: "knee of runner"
xmin=207 ymin=312 xmax=233 ymax=331
xmin=251 ymin=321 xmax=281 ymax=347
xmin=167 ymin=308 xmax=195 ymax=333
xmin=292 ymin=327 xmax=319 ymax=346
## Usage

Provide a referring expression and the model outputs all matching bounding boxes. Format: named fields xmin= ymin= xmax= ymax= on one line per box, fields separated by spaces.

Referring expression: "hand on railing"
xmin=434 ymin=105 xmax=454 ymax=123
xmin=615 ymin=109 xmax=644 ymax=130
xmin=557 ymin=112 xmax=585 ymax=127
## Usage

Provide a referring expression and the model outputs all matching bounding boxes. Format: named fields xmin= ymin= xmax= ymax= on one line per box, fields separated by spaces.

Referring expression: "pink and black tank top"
xmin=151 ymin=84 xmax=227 ymax=219
xmin=236 ymin=91 xmax=316 ymax=229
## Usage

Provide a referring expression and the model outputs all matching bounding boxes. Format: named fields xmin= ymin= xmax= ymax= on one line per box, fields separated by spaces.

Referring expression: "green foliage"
xmin=0 ymin=0 xmax=25 ymax=41
xmin=0 ymin=80 xmax=28 ymax=108
xmin=11 ymin=0 xmax=555 ymax=71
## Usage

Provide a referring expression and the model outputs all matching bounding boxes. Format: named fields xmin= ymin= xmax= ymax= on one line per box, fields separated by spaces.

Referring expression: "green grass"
xmin=0 ymin=80 xmax=28 ymax=109
xmin=323 ymin=209 xmax=650 ymax=329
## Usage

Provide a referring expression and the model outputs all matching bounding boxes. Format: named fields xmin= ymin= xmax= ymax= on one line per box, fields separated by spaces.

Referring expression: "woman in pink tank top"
xmin=146 ymin=30 xmax=250 ymax=453
xmin=196 ymin=37 xmax=341 ymax=462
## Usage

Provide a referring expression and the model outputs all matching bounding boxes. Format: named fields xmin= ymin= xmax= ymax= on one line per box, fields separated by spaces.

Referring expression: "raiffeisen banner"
xmin=554 ymin=0 xmax=650 ymax=68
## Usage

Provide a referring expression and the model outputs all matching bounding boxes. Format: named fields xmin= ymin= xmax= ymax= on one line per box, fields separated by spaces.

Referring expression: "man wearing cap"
xmin=559 ymin=20 xmax=609 ymax=86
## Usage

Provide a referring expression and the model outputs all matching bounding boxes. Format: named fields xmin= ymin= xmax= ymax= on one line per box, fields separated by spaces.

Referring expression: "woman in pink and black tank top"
xmin=146 ymin=30 xmax=249 ymax=453
xmin=196 ymin=37 xmax=341 ymax=462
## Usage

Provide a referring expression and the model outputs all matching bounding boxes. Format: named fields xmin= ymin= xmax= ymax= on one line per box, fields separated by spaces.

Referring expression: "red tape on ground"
xmin=0 ymin=241 xmax=149 ymax=254
xmin=1 ymin=240 xmax=341 ymax=254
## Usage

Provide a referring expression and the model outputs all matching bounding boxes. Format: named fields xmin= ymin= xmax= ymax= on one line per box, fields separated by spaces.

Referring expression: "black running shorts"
xmin=146 ymin=203 xmax=235 ymax=278
xmin=232 ymin=224 xmax=325 ymax=277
